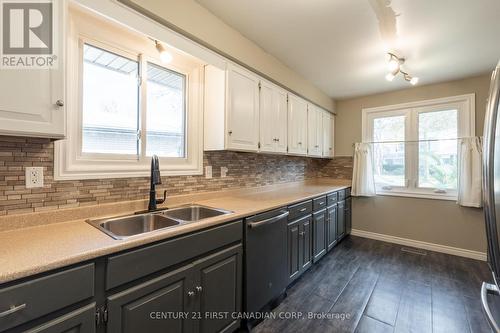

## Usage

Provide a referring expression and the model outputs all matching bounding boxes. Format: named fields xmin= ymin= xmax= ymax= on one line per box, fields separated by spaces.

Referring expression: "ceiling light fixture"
xmin=155 ymin=40 xmax=173 ymax=64
xmin=385 ymin=52 xmax=418 ymax=85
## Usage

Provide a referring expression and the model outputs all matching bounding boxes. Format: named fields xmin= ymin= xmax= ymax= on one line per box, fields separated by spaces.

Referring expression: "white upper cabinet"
xmin=307 ymin=105 xmax=323 ymax=157
xmin=259 ymin=80 xmax=287 ymax=154
xmin=204 ymin=63 xmax=259 ymax=152
xmin=205 ymin=63 xmax=332 ymax=158
xmin=322 ymin=111 xmax=334 ymax=158
xmin=226 ymin=64 xmax=260 ymax=151
xmin=0 ymin=1 xmax=66 ymax=138
xmin=287 ymin=94 xmax=308 ymax=155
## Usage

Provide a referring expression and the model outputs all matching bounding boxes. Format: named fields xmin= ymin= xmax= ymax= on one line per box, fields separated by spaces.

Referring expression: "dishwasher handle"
xmin=482 ymin=282 xmax=500 ymax=333
xmin=248 ymin=211 xmax=289 ymax=229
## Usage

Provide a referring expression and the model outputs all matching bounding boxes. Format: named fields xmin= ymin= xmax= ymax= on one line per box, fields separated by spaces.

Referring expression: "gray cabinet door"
xmin=194 ymin=245 xmax=242 ymax=333
xmin=312 ymin=210 xmax=327 ymax=262
xmin=24 ymin=303 xmax=96 ymax=333
xmin=345 ymin=197 xmax=352 ymax=235
xmin=337 ymin=200 xmax=346 ymax=240
xmin=327 ymin=204 xmax=338 ymax=251
xmin=287 ymin=220 xmax=301 ymax=282
xmin=106 ymin=264 xmax=195 ymax=333
xmin=300 ymin=217 xmax=312 ymax=271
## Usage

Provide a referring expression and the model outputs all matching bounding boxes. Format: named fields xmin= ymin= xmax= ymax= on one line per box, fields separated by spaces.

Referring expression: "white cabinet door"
xmin=288 ymin=94 xmax=308 ymax=155
xmin=322 ymin=111 xmax=334 ymax=157
xmin=259 ymin=82 xmax=276 ymax=153
xmin=0 ymin=1 xmax=65 ymax=138
xmin=259 ymin=80 xmax=287 ymax=154
xmin=308 ymin=105 xmax=323 ymax=157
xmin=274 ymin=89 xmax=288 ymax=154
xmin=226 ymin=64 xmax=260 ymax=151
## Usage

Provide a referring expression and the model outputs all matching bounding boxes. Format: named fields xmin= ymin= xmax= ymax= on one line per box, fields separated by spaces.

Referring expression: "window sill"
xmin=375 ymin=190 xmax=457 ymax=201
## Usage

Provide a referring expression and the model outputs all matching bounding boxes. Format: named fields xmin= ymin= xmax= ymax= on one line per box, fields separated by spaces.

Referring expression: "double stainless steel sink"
xmin=87 ymin=205 xmax=232 ymax=240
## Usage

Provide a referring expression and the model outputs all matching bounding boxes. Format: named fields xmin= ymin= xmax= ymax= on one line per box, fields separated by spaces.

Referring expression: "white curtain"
xmin=457 ymin=137 xmax=483 ymax=207
xmin=352 ymin=143 xmax=376 ymax=197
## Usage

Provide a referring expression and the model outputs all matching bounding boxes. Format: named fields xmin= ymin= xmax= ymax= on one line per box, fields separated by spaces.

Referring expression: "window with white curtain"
xmin=362 ymin=94 xmax=475 ymax=200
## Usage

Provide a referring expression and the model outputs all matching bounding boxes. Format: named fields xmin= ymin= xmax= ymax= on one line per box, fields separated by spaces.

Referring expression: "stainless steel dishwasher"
xmin=244 ymin=208 xmax=289 ymax=314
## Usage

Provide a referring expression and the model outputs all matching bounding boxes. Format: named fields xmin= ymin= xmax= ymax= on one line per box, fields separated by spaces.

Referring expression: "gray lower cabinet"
xmin=287 ymin=215 xmax=312 ymax=283
xmin=194 ymin=245 xmax=242 ymax=333
xmin=312 ymin=209 xmax=327 ymax=263
xmin=337 ymin=200 xmax=346 ymax=240
xmin=106 ymin=244 xmax=242 ymax=333
xmin=24 ymin=303 xmax=96 ymax=333
xmin=326 ymin=203 xmax=337 ymax=251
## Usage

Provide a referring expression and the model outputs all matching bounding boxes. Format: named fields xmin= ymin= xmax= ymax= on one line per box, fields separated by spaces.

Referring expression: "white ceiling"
xmin=195 ymin=0 xmax=500 ymax=99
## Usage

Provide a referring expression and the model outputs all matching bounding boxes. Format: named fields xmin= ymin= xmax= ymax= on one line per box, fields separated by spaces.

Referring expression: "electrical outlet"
xmin=205 ymin=166 xmax=212 ymax=179
xmin=221 ymin=167 xmax=228 ymax=178
xmin=25 ymin=167 xmax=44 ymax=188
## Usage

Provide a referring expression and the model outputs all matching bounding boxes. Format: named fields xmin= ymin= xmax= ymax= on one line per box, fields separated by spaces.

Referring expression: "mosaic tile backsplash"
xmin=0 ymin=136 xmax=353 ymax=215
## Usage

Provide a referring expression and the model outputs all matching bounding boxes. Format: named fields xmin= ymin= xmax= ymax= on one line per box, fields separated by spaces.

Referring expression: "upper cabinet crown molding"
xmin=0 ymin=0 xmax=66 ymax=139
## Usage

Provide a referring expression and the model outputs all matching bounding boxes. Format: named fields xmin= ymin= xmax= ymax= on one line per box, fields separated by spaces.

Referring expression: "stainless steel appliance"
xmin=244 ymin=208 xmax=289 ymax=314
xmin=482 ymin=59 xmax=500 ymax=332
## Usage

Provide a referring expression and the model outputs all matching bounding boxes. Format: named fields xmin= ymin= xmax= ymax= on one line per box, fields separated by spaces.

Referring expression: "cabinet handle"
xmin=298 ymin=142 xmax=302 ymax=145
xmin=187 ymin=291 xmax=195 ymax=297
xmin=228 ymin=130 xmax=233 ymax=135
xmin=299 ymin=231 xmax=305 ymax=236
xmin=196 ymin=286 xmax=203 ymax=293
xmin=299 ymin=207 xmax=307 ymax=212
xmin=0 ymin=304 xmax=26 ymax=318
xmin=276 ymin=138 xmax=280 ymax=142
xmin=55 ymin=100 xmax=64 ymax=107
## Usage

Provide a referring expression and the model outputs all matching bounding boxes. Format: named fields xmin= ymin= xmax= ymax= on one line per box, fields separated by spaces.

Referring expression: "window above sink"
xmin=54 ymin=4 xmax=204 ymax=180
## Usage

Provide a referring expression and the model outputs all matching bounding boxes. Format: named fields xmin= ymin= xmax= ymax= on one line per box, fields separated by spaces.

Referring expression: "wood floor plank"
xmin=323 ymin=267 xmax=379 ymax=333
xmin=462 ymin=295 xmax=494 ymax=333
xmin=364 ymin=277 xmax=403 ymax=326
xmin=432 ymin=289 xmax=470 ymax=333
xmin=394 ymin=280 xmax=432 ymax=333
xmin=252 ymin=236 xmax=493 ymax=333
xmin=355 ymin=315 xmax=394 ymax=333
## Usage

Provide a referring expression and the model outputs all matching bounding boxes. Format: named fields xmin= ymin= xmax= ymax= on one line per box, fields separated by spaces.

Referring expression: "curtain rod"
xmin=352 ymin=136 xmax=482 ymax=146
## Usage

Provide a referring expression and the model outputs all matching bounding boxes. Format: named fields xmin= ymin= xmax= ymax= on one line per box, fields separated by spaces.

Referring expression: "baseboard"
xmin=351 ymin=229 xmax=487 ymax=261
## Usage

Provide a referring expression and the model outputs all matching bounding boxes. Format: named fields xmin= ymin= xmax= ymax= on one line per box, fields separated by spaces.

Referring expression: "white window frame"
xmin=362 ymin=94 xmax=475 ymax=200
xmin=54 ymin=6 xmax=204 ymax=180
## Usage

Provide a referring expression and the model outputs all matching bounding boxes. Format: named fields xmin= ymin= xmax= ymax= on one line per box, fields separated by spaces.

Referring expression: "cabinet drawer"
xmin=106 ymin=221 xmax=242 ymax=290
xmin=288 ymin=200 xmax=312 ymax=220
xmin=338 ymin=190 xmax=346 ymax=201
xmin=327 ymin=192 xmax=338 ymax=206
xmin=0 ymin=264 xmax=94 ymax=332
xmin=313 ymin=196 xmax=327 ymax=211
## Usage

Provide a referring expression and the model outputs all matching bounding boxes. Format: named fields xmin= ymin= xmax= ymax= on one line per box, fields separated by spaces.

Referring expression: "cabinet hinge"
xmin=258 ymin=82 xmax=261 ymax=89
xmin=95 ymin=306 xmax=108 ymax=326
xmin=258 ymin=142 xmax=261 ymax=149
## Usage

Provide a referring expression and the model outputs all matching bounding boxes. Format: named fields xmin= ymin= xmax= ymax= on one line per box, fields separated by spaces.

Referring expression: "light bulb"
xmin=410 ymin=77 xmax=419 ymax=85
xmin=387 ymin=59 xmax=400 ymax=72
xmin=385 ymin=73 xmax=395 ymax=82
xmin=155 ymin=41 xmax=173 ymax=64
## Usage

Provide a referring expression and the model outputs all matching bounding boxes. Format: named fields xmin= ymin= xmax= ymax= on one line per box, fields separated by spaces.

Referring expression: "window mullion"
xmin=139 ymin=54 xmax=147 ymax=162
xmin=406 ymin=109 xmax=417 ymax=191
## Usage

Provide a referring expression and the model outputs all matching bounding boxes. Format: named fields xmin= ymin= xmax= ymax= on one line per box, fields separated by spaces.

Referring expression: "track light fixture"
xmin=385 ymin=52 xmax=418 ymax=85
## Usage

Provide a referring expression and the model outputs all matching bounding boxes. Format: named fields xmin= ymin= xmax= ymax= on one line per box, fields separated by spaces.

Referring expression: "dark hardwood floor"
xmin=251 ymin=236 xmax=493 ymax=333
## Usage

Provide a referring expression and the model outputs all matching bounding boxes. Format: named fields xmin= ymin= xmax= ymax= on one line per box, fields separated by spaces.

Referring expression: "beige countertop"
xmin=0 ymin=178 xmax=351 ymax=284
